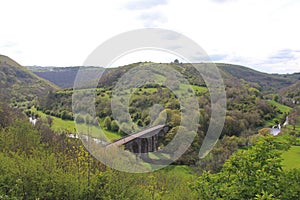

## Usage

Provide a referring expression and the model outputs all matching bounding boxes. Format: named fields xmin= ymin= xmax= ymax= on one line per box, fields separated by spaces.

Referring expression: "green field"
xmin=30 ymin=107 xmax=76 ymax=133
xmin=30 ymin=107 xmax=121 ymax=141
xmin=180 ymin=84 xmax=207 ymax=94
xmin=267 ymin=100 xmax=291 ymax=113
xmin=51 ymin=117 xmax=76 ymax=133
xmin=76 ymin=121 xmax=122 ymax=141
xmin=282 ymin=146 xmax=300 ymax=169
xmin=265 ymin=100 xmax=292 ymax=126
xmin=161 ymin=165 xmax=196 ymax=179
xmin=191 ymin=85 xmax=208 ymax=94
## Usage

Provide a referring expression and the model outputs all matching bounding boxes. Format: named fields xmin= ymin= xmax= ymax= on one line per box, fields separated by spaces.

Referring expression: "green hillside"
xmin=29 ymin=62 xmax=300 ymax=96
xmin=216 ymin=63 xmax=300 ymax=93
xmin=0 ymin=55 xmax=58 ymax=103
xmin=264 ymin=100 xmax=292 ymax=126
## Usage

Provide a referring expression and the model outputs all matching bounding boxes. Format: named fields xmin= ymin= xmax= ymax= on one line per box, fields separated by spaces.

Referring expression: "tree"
xmin=258 ymin=128 xmax=270 ymax=136
xmin=61 ymin=110 xmax=72 ymax=120
xmin=273 ymin=94 xmax=279 ymax=102
xmin=46 ymin=116 xmax=53 ymax=127
xmin=221 ymin=116 xmax=242 ymax=137
xmin=0 ymin=103 xmax=15 ymax=128
xmin=137 ymin=119 xmax=144 ymax=127
xmin=289 ymin=107 xmax=299 ymax=130
xmin=75 ymin=115 xmax=85 ymax=124
xmin=110 ymin=120 xmax=119 ymax=132
xmin=190 ymin=136 xmax=298 ymax=199
xmin=9 ymin=120 xmax=41 ymax=153
xmin=85 ymin=115 xmax=93 ymax=125
xmin=103 ymin=116 xmax=112 ymax=130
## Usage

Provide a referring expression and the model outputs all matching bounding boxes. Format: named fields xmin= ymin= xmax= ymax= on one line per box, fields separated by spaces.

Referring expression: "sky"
xmin=0 ymin=0 xmax=300 ymax=74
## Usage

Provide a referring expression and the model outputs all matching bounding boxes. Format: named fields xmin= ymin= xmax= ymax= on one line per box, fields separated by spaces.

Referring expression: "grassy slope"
xmin=0 ymin=55 xmax=59 ymax=103
xmin=76 ymin=120 xmax=122 ymax=141
xmin=267 ymin=100 xmax=291 ymax=113
xmin=280 ymin=111 xmax=300 ymax=169
xmin=263 ymin=102 xmax=300 ymax=169
xmin=216 ymin=63 xmax=300 ymax=93
xmin=265 ymin=100 xmax=292 ymax=126
xmin=282 ymin=146 xmax=300 ymax=169
xmin=0 ymin=55 xmax=59 ymax=89
xmin=30 ymin=107 xmax=121 ymax=140
xmin=161 ymin=165 xmax=196 ymax=179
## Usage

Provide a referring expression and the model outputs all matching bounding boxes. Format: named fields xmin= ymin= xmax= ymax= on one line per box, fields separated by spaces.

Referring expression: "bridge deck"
xmin=106 ymin=124 xmax=165 ymax=147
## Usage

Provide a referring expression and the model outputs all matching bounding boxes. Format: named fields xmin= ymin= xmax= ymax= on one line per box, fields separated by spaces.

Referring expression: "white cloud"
xmin=0 ymin=0 xmax=140 ymax=66
xmin=0 ymin=0 xmax=299 ymax=73
xmin=138 ymin=11 xmax=168 ymax=27
xmin=125 ymin=0 xmax=168 ymax=10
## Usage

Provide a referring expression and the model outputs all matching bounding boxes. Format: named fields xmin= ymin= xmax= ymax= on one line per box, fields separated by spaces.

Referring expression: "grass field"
xmin=161 ymin=165 xmax=196 ymax=178
xmin=30 ymin=107 xmax=121 ymax=140
xmin=267 ymin=100 xmax=292 ymax=113
xmin=282 ymin=146 xmax=300 ymax=170
xmin=30 ymin=107 xmax=76 ymax=133
xmin=265 ymin=100 xmax=292 ymax=126
xmin=76 ymin=121 xmax=122 ymax=141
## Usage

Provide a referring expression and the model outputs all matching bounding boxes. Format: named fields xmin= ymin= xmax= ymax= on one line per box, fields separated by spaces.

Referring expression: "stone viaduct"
xmin=106 ymin=124 xmax=170 ymax=157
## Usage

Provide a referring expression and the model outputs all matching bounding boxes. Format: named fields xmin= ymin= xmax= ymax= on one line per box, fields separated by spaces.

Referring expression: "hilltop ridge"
xmin=27 ymin=62 xmax=300 ymax=94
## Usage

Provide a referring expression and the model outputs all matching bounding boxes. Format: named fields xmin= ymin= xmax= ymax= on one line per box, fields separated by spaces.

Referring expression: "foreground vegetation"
xmin=0 ymin=103 xmax=197 ymax=199
xmin=191 ymin=136 xmax=300 ymax=199
xmin=1 ymin=103 xmax=300 ymax=199
xmin=1 ymin=56 xmax=300 ymax=199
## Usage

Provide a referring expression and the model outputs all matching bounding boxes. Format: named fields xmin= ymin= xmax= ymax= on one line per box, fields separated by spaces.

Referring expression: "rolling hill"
xmin=0 ymin=55 xmax=58 ymax=102
xmin=27 ymin=66 xmax=104 ymax=89
xmin=279 ymin=80 xmax=300 ymax=101
xmin=29 ymin=62 xmax=300 ymax=93
xmin=216 ymin=63 xmax=300 ymax=92
xmin=27 ymin=66 xmax=80 ymax=88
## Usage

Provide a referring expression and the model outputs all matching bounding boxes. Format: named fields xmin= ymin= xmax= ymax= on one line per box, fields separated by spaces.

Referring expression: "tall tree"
xmin=289 ymin=107 xmax=299 ymax=130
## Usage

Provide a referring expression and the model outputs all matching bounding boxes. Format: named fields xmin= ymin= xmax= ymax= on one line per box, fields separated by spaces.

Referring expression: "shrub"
xmin=103 ymin=116 xmax=112 ymax=130
xmin=111 ymin=120 xmax=119 ymax=132
xmin=75 ymin=115 xmax=85 ymax=124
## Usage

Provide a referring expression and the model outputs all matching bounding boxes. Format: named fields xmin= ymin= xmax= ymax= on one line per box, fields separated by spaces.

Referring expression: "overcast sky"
xmin=0 ymin=0 xmax=299 ymax=73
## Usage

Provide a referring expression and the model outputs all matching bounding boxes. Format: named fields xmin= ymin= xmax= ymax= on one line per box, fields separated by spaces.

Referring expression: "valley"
xmin=0 ymin=55 xmax=299 ymax=199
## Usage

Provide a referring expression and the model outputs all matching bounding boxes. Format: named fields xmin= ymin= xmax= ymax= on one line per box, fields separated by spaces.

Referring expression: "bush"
xmin=92 ymin=118 xmax=99 ymax=126
xmin=61 ymin=111 xmax=73 ymax=120
xmin=103 ymin=116 xmax=111 ymax=130
xmin=45 ymin=110 xmax=51 ymax=115
xmin=75 ymin=115 xmax=85 ymax=124
xmin=25 ymin=110 xmax=31 ymax=117
xmin=111 ymin=120 xmax=119 ymax=132
xmin=137 ymin=119 xmax=144 ymax=127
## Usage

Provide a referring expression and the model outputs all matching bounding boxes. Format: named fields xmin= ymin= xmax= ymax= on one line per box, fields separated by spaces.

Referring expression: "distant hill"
xmin=279 ymin=80 xmax=300 ymax=104
xmin=216 ymin=63 xmax=300 ymax=92
xmin=28 ymin=62 xmax=300 ymax=93
xmin=28 ymin=66 xmax=80 ymax=88
xmin=95 ymin=62 xmax=300 ymax=93
xmin=27 ymin=66 xmax=103 ymax=88
xmin=0 ymin=55 xmax=58 ymax=102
